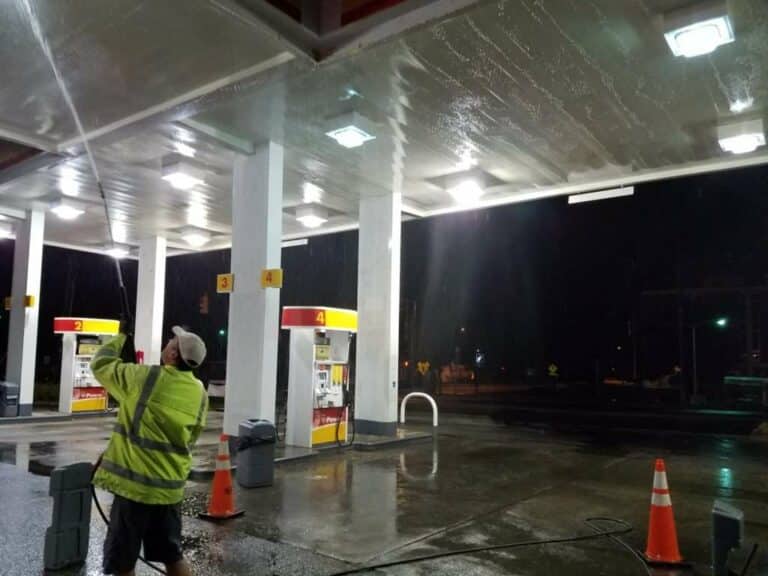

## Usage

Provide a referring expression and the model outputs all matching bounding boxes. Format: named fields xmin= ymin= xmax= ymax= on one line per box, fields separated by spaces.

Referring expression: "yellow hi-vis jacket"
xmin=91 ymin=334 xmax=208 ymax=505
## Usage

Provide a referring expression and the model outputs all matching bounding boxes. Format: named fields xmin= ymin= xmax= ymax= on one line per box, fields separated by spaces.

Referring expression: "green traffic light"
xmin=715 ymin=317 xmax=728 ymax=328
xmin=218 ymin=329 xmax=226 ymax=337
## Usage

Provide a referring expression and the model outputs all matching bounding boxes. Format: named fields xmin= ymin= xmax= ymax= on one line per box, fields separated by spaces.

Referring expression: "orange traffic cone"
xmin=644 ymin=459 xmax=683 ymax=564
xmin=199 ymin=434 xmax=244 ymax=521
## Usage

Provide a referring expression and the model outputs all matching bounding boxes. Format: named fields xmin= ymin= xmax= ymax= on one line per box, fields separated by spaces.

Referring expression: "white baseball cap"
xmin=172 ymin=326 xmax=207 ymax=368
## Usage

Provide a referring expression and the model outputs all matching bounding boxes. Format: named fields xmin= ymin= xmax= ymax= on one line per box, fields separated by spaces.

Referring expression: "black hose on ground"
xmin=740 ymin=543 xmax=759 ymax=576
xmin=325 ymin=517 xmax=648 ymax=576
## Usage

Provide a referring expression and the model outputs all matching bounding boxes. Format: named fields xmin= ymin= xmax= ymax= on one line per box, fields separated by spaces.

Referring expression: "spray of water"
xmin=18 ymin=0 xmax=133 ymax=324
xmin=18 ymin=0 xmax=115 ymax=246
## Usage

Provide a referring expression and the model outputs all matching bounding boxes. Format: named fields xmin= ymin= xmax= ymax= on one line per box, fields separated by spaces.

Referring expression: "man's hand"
xmin=119 ymin=315 xmax=134 ymax=336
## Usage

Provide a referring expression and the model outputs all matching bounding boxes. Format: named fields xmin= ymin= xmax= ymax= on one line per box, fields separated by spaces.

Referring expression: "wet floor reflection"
xmin=399 ymin=441 xmax=439 ymax=482
xmin=0 ymin=441 xmax=76 ymax=476
xmin=278 ymin=456 xmax=398 ymax=556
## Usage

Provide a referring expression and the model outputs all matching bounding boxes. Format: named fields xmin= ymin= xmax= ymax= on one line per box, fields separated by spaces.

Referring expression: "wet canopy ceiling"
xmin=0 ymin=0 xmax=766 ymax=254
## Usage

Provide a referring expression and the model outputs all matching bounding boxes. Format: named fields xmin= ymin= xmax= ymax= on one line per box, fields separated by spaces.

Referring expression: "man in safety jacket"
xmin=91 ymin=326 xmax=209 ymax=576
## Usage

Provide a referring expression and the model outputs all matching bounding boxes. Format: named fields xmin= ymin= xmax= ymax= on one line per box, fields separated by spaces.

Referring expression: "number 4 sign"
xmin=261 ymin=268 xmax=283 ymax=289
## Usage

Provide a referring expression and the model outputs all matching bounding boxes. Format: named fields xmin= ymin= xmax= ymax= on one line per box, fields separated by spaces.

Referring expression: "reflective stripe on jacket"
xmin=91 ymin=334 xmax=208 ymax=505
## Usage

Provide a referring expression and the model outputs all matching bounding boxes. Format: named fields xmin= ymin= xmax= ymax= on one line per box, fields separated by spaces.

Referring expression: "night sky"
xmin=1 ymin=165 xmax=767 ymax=397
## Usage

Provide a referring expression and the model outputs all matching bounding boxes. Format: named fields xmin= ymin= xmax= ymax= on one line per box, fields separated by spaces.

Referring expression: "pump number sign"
xmin=261 ymin=268 xmax=283 ymax=288
xmin=53 ymin=317 xmax=120 ymax=335
xmin=217 ymin=273 xmax=234 ymax=293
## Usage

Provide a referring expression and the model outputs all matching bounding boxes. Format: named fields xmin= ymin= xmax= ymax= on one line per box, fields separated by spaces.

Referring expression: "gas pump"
xmin=54 ymin=317 xmax=120 ymax=414
xmin=281 ymin=307 xmax=357 ymax=448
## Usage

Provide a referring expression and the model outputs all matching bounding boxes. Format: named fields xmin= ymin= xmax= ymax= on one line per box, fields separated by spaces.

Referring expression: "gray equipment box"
xmin=0 ymin=381 xmax=19 ymax=417
xmin=236 ymin=419 xmax=276 ymax=488
xmin=712 ymin=500 xmax=744 ymax=576
xmin=44 ymin=462 xmax=94 ymax=571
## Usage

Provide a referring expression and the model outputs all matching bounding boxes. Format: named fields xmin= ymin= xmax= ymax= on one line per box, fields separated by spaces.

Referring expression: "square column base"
xmin=354 ymin=419 xmax=397 ymax=436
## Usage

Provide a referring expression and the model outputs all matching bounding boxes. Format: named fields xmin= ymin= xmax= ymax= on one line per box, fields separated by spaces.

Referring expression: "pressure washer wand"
xmin=95 ymin=180 xmax=135 ymax=360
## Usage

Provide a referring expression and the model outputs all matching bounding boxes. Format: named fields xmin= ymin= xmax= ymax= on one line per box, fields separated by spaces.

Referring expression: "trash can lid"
xmin=239 ymin=418 xmax=276 ymax=439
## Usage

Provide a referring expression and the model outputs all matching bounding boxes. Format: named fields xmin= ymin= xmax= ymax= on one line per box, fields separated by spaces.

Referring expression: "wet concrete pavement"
xmin=1 ymin=412 xmax=767 ymax=575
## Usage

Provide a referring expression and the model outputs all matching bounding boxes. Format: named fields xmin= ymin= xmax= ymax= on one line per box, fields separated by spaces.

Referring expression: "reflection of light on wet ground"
xmin=719 ymin=467 xmax=733 ymax=489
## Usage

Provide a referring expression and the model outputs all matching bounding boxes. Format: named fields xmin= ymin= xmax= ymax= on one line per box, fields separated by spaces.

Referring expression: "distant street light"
xmin=691 ymin=316 xmax=730 ymax=404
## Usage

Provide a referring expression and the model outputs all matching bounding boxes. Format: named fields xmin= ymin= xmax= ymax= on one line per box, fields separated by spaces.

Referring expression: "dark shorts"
xmin=103 ymin=494 xmax=183 ymax=574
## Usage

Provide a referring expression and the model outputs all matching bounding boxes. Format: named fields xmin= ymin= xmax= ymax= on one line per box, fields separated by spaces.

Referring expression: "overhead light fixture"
xmin=187 ymin=202 xmax=208 ymax=228
xmin=161 ymin=155 xmax=205 ymax=190
xmin=718 ymin=118 xmax=765 ymax=154
xmin=663 ymin=1 xmax=734 ymax=58
xmin=729 ymin=97 xmax=754 ymax=113
xmin=568 ymin=186 xmax=635 ymax=204
xmin=112 ymin=221 xmax=128 ymax=244
xmin=0 ymin=222 xmax=13 ymax=239
xmin=58 ymin=166 xmax=80 ymax=197
xmin=50 ymin=201 xmax=84 ymax=220
xmin=447 ymin=179 xmax=485 ymax=205
xmin=181 ymin=228 xmax=211 ymax=248
xmin=105 ymin=245 xmax=129 ymax=259
xmin=325 ymin=112 xmax=376 ymax=148
xmin=296 ymin=205 xmax=328 ymax=229
xmin=163 ymin=172 xmax=204 ymax=191
xmin=174 ymin=141 xmax=196 ymax=158
xmin=302 ymin=182 xmax=323 ymax=204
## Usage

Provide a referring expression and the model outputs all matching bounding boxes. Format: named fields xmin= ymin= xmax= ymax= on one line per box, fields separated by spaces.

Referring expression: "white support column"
xmin=224 ymin=142 xmax=283 ymax=435
xmin=135 ymin=236 xmax=167 ymax=365
xmin=57 ymin=334 xmax=76 ymax=414
xmin=355 ymin=193 xmax=402 ymax=436
xmin=6 ymin=210 xmax=45 ymax=416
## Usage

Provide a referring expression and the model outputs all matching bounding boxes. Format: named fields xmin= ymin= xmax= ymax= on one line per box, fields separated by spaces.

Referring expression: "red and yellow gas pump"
xmin=281 ymin=307 xmax=357 ymax=448
xmin=54 ymin=317 xmax=119 ymax=414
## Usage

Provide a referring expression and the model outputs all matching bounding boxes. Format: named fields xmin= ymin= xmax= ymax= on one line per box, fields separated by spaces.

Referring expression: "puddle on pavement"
xmin=0 ymin=441 xmax=79 ymax=477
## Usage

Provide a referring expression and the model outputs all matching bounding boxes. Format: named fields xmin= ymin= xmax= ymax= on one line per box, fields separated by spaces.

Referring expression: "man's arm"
xmin=90 ymin=334 xmax=149 ymax=404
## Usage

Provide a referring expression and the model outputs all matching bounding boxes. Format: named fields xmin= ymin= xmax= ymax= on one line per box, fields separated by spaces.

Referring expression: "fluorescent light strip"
xmin=568 ymin=187 xmax=634 ymax=204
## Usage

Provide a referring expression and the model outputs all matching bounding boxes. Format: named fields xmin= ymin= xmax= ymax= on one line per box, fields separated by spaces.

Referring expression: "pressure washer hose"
xmin=326 ymin=517 xmax=644 ymax=576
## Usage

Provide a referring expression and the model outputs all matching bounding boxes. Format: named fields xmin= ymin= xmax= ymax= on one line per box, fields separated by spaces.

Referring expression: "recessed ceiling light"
xmin=447 ymin=180 xmax=485 ymax=205
xmin=187 ymin=202 xmax=208 ymax=228
xmin=50 ymin=202 xmax=84 ymax=220
xmin=296 ymin=205 xmax=328 ymax=229
xmin=719 ymin=134 xmax=765 ymax=154
xmin=112 ymin=221 xmax=128 ymax=244
xmin=325 ymin=111 xmax=376 ymax=148
xmin=302 ymin=182 xmax=323 ymax=204
xmin=326 ymin=125 xmax=375 ymax=148
xmin=174 ymin=141 xmax=196 ymax=158
xmin=163 ymin=171 xmax=204 ymax=191
xmin=161 ymin=155 xmax=205 ymax=190
xmin=59 ymin=166 xmax=80 ymax=197
xmin=718 ymin=118 xmax=766 ymax=155
xmin=181 ymin=229 xmax=211 ymax=248
xmin=729 ymin=97 xmax=754 ymax=114
xmin=664 ymin=2 xmax=734 ymax=58
xmin=105 ymin=245 xmax=129 ymax=259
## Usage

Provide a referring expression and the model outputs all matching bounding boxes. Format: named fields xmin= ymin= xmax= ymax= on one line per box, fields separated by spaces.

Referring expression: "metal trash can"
xmin=236 ymin=419 xmax=276 ymax=488
xmin=0 ymin=381 xmax=19 ymax=417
